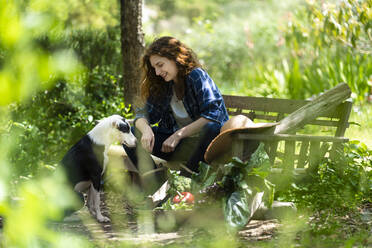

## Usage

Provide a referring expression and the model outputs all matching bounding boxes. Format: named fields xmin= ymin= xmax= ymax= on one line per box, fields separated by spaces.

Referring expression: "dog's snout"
xmin=122 ymin=133 xmax=137 ymax=148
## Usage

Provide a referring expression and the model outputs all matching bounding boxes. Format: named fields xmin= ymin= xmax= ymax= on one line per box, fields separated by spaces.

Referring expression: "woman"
xmin=123 ymin=36 xmax=229 ymax=192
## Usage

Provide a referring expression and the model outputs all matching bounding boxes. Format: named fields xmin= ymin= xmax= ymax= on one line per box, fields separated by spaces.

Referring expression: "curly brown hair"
xmin=140 ymin=36 xmax=202 ymax=101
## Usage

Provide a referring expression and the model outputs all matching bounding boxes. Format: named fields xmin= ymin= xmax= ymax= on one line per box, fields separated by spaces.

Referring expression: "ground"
xmin=0 ymin=193 xmax=371 ymax=246
xmin=47 ymin=192 xmax=281 ymax=245
xmin=47 ymin=193 xmax=372 ymax=246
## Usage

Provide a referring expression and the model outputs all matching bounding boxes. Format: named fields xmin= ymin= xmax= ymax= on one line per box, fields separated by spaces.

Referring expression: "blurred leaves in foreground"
xmin=0 ymin=0 xmax=85 ymax=247
xmin=0 ymin=0 xmax=82 ymax=105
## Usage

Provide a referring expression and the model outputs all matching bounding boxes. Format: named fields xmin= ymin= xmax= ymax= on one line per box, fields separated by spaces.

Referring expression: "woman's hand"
xmin=160 ymin=117 xmax=212 ymax=153
xmin=161 ymin=132 xmax=182 ymax=153
xmin=141 ymin=128 xmax=155 ymax=152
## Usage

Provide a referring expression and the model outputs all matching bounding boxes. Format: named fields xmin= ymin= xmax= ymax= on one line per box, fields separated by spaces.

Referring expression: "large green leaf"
xmin=224 ymin=190 xmax=265 ymax=228
xmin=191 ymin=161 xmax=218 ymax=192
xmin=224 ymin=191 xmax=251 ymax=228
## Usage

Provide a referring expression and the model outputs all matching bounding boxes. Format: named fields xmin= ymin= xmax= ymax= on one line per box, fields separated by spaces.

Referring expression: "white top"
xmin=170 ymin=86 xmax=193 ymax=128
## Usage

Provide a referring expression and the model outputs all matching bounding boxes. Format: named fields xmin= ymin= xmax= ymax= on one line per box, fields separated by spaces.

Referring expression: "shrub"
xmin=278 ymin=140 xmax=372 ymax=215
xmin=7 ymin=27 xmax=132 ymax=179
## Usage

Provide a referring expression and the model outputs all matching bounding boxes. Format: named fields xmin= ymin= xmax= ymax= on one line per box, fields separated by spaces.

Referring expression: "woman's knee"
xmin=202 ymin=121 xmax=222 ymax=137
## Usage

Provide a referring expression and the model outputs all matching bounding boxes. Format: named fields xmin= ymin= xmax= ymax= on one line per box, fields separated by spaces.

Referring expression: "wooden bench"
xmin=222 ymin=94 xmax=352 ymax=172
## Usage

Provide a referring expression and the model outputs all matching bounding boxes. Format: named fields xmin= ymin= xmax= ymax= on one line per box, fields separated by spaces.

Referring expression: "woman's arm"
xmin=135 ymin=118 xmax=155 ymax=152
xmin=161 ymin=117 xmax=211 ymax=153
xmin=187 ymin=68 xmax=229 ymax=125
xmin=176 ymin=117 xmax=211 ymax=139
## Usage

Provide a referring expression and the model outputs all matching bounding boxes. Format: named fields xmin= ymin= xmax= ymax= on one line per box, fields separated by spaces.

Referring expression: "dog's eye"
xmin=117 ymin=122 xmax=129 ymax=133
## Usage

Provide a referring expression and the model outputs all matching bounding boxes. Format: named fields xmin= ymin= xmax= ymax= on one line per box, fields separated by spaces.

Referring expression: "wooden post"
xmin=309 ymin=141 xmax=321 ymax=172
xmin=297 ymin=141 xmax=309 ymax=168
xmin=283 ymin=141 xmax=296 ymax=170
xmin=231 ymin=134 xmax=244 ymax=159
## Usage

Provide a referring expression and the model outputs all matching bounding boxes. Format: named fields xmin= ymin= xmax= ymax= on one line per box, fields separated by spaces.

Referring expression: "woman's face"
xmin=149 ymin=55 xmax=178 ymax=83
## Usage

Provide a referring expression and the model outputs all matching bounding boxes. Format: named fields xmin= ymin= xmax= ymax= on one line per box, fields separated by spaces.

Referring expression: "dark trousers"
xmin=123 ymin=121 xmax=221 ymax=193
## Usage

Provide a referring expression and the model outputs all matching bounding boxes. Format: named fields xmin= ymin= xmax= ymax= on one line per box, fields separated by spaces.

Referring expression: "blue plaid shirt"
xmin=135 ymin=68 xmax=229 ymax=134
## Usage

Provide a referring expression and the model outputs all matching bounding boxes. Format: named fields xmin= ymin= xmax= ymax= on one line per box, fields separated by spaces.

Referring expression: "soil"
xmin=47 ymin=192 xmax=281 ymax=245
xmin=50 ymin=213 xmax=280 ymax=244
xmin=1 ymin=193 xmax=371 ymax=246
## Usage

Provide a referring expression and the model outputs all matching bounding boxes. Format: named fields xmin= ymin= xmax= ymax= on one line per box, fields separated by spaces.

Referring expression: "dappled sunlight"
xmin=1 ymin=0 xmax=371 ymax=247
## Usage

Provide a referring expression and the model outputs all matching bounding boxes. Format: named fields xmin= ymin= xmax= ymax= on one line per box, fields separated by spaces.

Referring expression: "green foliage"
xmin=145 ymin=0 xmax=371 ymax=103
xmin=281 ymin=0 xmax=372 ymax=101
xmin=282 ymin=141 xmax=371 ymax=210
xmin=306 ymin=0 xmax=371 ymax=52
xmin=167 ymin=170 xmax=192 ymax=197
xmin=346 ymin=104 xmax=372 ymax=148
xmin=0 ymin=1 xmax=93 ymax=247
xmin=145 ymin=0 xmax=303 ymax=97
xmin=28 ymin=0 xmax=119 ymax=29
xmin=278 ymin=141 xmax=372 ymax=236
xmin=6 ymin=27 xmax=132 ymax=179
xmin=0 ymin=1 xmax=132 ymax=246
xmin=1 ymin=0 xmax=371 ymax=246
xmin=191 ymin=161 xmax=218 ymax=192
xmin=66 ymin=27 xmax=122 ymax=71
xmin=0 ymin=0 xmax=82 ymax=106
xmin=180 ymin=1 xmax=298 ymax=97
xmin=192 ymin=143 xmax=275 ymax=229
xmin=221 ymin=148 xmax=275 ymax=228
xmin=2 ymin=169 xmax=82 ymax=247
xmin=146 ymin=0 xmax=231 ymax=22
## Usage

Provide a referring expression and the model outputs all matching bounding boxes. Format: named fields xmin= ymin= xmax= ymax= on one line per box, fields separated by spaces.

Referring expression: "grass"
xmin=346 ymin=103 xmax=372 ymax=149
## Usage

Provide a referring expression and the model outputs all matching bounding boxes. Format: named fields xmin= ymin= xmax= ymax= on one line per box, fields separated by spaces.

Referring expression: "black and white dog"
xmin=61 ymin=115 xmax=136 ymax=222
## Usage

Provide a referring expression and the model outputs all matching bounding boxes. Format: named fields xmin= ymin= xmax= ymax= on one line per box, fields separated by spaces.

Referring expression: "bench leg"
xmin=231 ymin=136 xmax=244 ymax=159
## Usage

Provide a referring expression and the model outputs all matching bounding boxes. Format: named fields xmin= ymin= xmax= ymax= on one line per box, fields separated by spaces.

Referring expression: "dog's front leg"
xmin=90 ymin=186 xmax=110 ymax=223
xmin=87 ymin=184 xmax=97 ymax=216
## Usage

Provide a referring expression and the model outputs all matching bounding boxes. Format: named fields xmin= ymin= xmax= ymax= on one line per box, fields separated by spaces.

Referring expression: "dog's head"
xmin=91 ymin=115 xmax=137 ymax=147
xmin=109 ymin=115 xmax=137 ymax=147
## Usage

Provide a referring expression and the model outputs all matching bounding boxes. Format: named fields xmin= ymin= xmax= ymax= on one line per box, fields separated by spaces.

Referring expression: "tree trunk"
xmin=120 ymin=0 xmax=144 ymax=108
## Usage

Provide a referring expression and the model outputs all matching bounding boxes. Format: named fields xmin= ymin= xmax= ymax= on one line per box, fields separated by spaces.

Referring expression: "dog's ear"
xmin=111 ymin=120 xmax=119 ymax=128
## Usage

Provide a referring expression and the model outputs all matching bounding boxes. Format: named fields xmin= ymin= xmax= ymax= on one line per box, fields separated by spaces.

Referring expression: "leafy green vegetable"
xmin=194 ymin=143 xmax=275 ymax=228
xmin=191 ymin=161 xmax=218 ymax=192
xmin=167 ymin=169 xmax=192 ymax=197
xmin=224 ymin=192 xmax=251 ymax=227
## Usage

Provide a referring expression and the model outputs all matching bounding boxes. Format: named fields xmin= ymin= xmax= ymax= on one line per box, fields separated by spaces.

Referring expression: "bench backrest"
xmin=223 ymin=95 xmax=352 ymax=137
